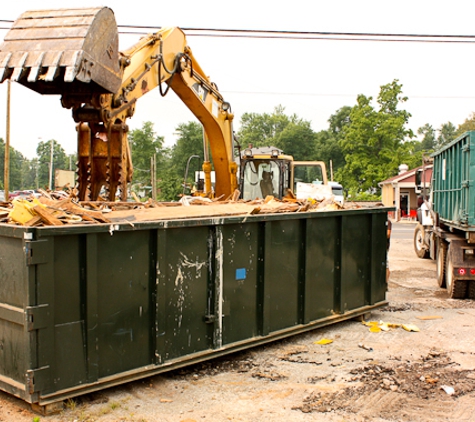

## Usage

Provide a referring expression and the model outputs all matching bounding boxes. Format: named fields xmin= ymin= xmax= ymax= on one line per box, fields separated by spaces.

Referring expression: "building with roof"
xmin=379 ymin=163 xmax=432 ymax=220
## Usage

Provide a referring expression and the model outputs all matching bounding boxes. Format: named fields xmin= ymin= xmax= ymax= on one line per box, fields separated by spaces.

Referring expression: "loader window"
xmin=241 ymin=160 xmax=281 ymax=200
xmin=293 ymin=165 xmax=324 ymax=189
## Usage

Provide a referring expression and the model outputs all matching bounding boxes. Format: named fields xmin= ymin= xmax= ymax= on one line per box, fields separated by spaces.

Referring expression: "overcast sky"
xmin=0 ymin=0 xmax=474 ymax=158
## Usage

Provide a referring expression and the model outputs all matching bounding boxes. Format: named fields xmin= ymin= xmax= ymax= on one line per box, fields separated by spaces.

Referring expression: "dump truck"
xmin=0 ymin=7 xmax=392 ymax=413
xmin=414 ymin=131 xmax=475 ymax=299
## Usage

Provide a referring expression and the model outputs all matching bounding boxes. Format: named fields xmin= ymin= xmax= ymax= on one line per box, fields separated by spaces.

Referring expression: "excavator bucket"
xmin=0 ymin=7 xmax=122 ymax=95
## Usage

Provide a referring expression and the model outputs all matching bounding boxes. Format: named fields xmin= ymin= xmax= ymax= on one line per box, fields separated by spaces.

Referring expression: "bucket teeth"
xmin=11 ymin=52 xmax=28 ymax=81
xmin=0 ymin=52 xmax=12 ymax=81
xmin=27 ymin=51 xmax=44 ymax=82
xmin=64 ymin=51 xmax=82 ymax=83
xmin=44 ymin=51 xmax=63 ymax=82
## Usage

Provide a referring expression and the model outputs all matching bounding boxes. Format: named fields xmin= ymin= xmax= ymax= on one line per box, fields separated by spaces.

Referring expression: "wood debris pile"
xmin=0 ymin=190 xmax=382 ymax=227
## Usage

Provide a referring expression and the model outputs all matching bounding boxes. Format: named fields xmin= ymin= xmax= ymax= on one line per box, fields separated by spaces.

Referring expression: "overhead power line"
xmin=0 ymin=19 xmax=474 ymax=43
xmin=119 ymin=25 xmax=475 ymax=44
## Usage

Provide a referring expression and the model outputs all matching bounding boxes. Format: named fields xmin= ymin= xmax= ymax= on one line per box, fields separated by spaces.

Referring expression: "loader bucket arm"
xmin=0 ymin=7 xmax=122 ymax=95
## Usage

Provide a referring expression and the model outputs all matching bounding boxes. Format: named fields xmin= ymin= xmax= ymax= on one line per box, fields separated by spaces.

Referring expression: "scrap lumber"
xmin=33 ymin=205 xmax=63 ymax=226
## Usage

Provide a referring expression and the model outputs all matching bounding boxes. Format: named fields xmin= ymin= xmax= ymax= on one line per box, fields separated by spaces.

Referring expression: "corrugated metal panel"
xmin=432 ymin=131 xmax=475 ymax=228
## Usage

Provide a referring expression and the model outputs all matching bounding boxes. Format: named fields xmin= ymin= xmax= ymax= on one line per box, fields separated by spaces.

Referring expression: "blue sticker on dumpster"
xmin=236 ymin=268 xmax=246 ymax=280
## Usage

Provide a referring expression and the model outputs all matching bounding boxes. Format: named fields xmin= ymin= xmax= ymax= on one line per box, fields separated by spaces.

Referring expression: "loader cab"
xmin=240 ymin=147 xmax=291 ymax=200
xmin=239 ymin=147 xmax=328 ymax=200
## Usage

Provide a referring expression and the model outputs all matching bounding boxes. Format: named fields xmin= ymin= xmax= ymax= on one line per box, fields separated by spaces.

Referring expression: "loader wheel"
xmin=445 ymin=246 xmax=467 ymax=299
xmin=436 ymin=240 xmax=447 ymax=288
xmin=414 ymin=224 xmax=429 ymax=259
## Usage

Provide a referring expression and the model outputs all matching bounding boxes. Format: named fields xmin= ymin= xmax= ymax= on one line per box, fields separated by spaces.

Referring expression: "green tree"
xmin=21 ymin=158 xmax=39 ymax=190
xmin=0 ymin=138 xmax=29 ymax=190
xmin=237 ymin=105 xmax=301 ymax=148
xmin=455 ymin=112 xmax=475 ymax=138
xmin=159 ymin=121 xmax=204 ymax=200
xmin=336 ymin=80 xmax=414 ymax=197
xmin=36 ymin=139 xmax=68 ymax=189
xmin=416 ymin=123 xmax=436 ymax=152
xmin=314 ymin=106 xmax=352 ymax=178
xmin=274 ymin=121 xmax=316 ymax=161
xmin=129 ymin=121 xmax=165 ymax=194
xmin=437 ymin=122 xmax=457 ymax=149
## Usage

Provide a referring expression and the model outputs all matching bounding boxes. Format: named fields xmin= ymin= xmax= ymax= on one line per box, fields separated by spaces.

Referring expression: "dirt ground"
xmin=2 ymin=221 xmax=475 ymax=422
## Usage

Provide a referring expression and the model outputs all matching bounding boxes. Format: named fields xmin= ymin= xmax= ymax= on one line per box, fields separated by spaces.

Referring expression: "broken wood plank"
xmin=33 ymin=205 xmax=63 ymax=226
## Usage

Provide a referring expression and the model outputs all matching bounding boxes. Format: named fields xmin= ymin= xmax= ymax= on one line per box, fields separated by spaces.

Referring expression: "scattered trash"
xmin=402 ymin=324 xmax=420 ymax=332
xmin=416 ymin=315 xmax=443 ymax=320
xmin=314 ymin=338 xmax=333 ymax=345
xmin=362 ymin=320 xmax=419 ymax=333
xmin=358 ymin=343 xmax=373 ymax=352
xmin=441 ymin=385 xmax=455 ymax=395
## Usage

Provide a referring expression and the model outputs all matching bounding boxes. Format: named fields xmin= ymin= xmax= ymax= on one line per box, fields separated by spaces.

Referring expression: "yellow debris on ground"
xmin=362 ymin=320 xmax=419 ymax=333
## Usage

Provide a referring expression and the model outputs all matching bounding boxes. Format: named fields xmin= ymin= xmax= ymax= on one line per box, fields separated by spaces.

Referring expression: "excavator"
xmin=0 ymin=7 xmax=328 ymax=202
xmin=0 ymin=7 xmax=237 ymax=201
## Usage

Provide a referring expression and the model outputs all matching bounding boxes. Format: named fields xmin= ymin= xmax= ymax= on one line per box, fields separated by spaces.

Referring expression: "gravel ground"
xmin=1 ymin=222 xmax=475 ymax=422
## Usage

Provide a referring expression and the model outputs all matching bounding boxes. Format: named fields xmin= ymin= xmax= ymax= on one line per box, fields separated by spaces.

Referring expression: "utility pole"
xmin=151 ymin=154 xmax=157 ymax=200
xmin=4 ymin=80 xmax=10 ymax=199
xmin=48 ymin=139 xmax=54 ymax=190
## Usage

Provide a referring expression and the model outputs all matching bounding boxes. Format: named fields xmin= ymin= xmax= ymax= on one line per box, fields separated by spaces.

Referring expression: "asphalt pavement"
xmin=391 ymin=220 xmax=417 ymax=240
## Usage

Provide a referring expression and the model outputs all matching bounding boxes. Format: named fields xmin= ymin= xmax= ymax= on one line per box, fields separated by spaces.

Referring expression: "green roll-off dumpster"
xmin=0 ymin=207 xmax=390 ymax=412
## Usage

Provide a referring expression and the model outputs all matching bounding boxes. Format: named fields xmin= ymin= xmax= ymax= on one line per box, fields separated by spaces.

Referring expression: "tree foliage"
xmin=157 ymin=121 xmax=205 ymax=200
xmin=455 ymin=112 xmax=475 ymax=137
xmin=274 ymin=121 xmax=316 ymax=160
xmin=129 ymin=121 xmax=165 ymax=191
xmin=314 ymin=106 xmax=352 ymax=178
xmin=36 ymin=139 xmax=68 ymax=189
xmin=237 ymin=105 xmax=302 ymax=148
xmin=336 ymin=80 xmax=415 ymax=196
xmin=0 ymin=138 xmax=28 ymax=190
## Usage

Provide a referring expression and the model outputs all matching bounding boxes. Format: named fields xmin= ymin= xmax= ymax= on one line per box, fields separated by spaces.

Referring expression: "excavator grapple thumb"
xmin=0 ymin=7 xmax=122 ymax=95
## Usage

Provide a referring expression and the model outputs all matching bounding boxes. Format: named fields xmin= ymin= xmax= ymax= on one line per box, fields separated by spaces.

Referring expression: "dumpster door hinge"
xmin=26 ymin=366 xmax=50 ymax=394
xmin=26 ymin=304 xmax=50 ymax=331
xmin=25 ymin=240 xmax=49 ymax=265
xmin=203 ymin=314 xmax=216 ymax=324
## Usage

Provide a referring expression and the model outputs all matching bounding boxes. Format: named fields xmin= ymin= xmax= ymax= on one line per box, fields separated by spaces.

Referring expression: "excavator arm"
xmin=0 ymin=7 xmax=237 ymax=200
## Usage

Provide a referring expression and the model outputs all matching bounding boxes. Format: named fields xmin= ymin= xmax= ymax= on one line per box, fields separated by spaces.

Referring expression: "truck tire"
xmin=414 ymin=223 xmax=429 ymax=259
xmin=446 ymin=246 xmax=467 ymax=299
xmin=468 ymin=281 xmax=475 ymax=300
xmin=436 ymin=240 xmax=447 ymax=288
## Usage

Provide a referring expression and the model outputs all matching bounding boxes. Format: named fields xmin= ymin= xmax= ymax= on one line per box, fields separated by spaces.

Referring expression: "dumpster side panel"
xmin=221 ymin=223 xmax=260 ymax=345
xmin=156 ymin=226 xmax=212 ymax=363
xmin=95 ymin=230 xmax=152 ymax=377
xmin=0 ymin=236 xmax=28 ymax=307
xmin=340 ymin=214 xmax=370 ymax=311
xmin=263 ymin=220 xmax=300 ymax=334
xmin=51 ymin=235 xmax=87 ymax=390
xmin=0 ymin=235 xmax=30 ymax=395
xmin=371 ymin=213 xmax=389 ymax=304
xmin=304 ymin=216 xmax=340 ymax=321
xmin=0 ymin=320 xmax=28 ymax=389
